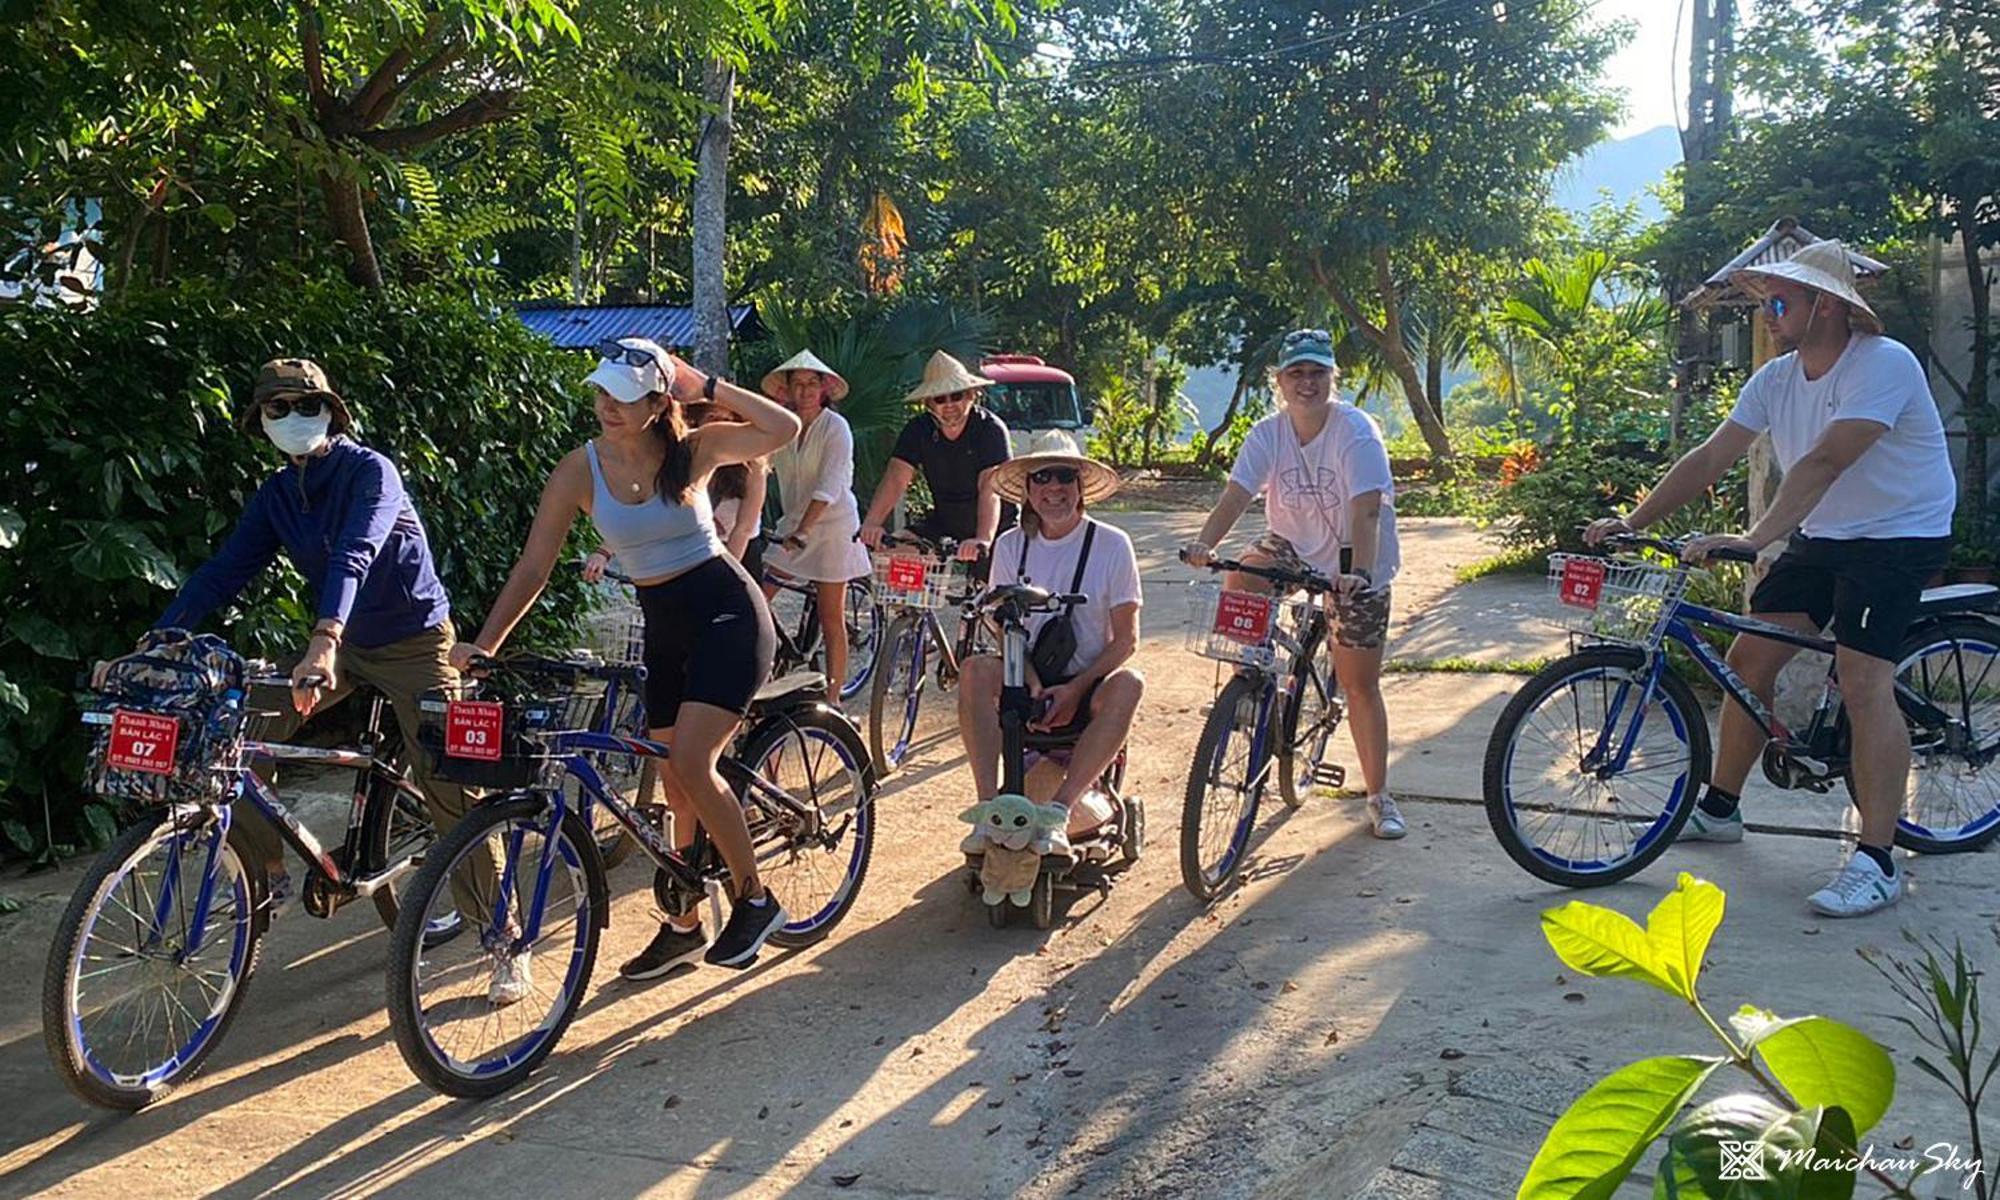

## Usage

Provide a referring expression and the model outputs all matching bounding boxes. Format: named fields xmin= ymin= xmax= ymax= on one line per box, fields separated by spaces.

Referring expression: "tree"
xmin=1108 ymin=0 xmax=1622 ymax=460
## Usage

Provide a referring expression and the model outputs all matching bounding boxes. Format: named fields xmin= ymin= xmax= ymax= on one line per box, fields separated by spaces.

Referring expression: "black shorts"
xmin=1033 ymin=677 xmax=1103 ymax=738
xmin=1749 ymin=534 xmax=1950 ymax=661
xmin=635 ymin=555 xmax=777 ymax=726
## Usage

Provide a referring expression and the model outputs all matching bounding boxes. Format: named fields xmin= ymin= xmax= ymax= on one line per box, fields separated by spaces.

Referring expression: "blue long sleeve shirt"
xmin=158 ymin=437 xmax=451 ymax=648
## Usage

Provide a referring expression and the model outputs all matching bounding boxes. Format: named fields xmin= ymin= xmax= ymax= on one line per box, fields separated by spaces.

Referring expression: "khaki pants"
xmin=239 ymin=620 xmax=502 ymax=926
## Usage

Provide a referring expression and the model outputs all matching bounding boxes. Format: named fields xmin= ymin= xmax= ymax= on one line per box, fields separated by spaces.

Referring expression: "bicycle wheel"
xmin=842 ymin=579 xmax=884 ymax=700
xmin=386 ymin=793 xmax=606 ymax=1099
xmin=1870 ymin=617 xmax=2000 ymax=854
xmin=583 ymin=685 xmax=646 ymax=869
xmin=869 ymin=611 xmax=930 ymax=774
xmin=1278 ymin=623 xmax=1340 ymax=809
xmin=1180 ymin=674 xmax=1275 ymax=901
xmin=736 ymin=709 xmax=877 ymax=949
xmin=43 ymin=811 xmax=265 ymax=1110
xmin=1483 ymin=646 xmax=1708 ymax=888
xmin=365 ymin=770 xmax=466 ymax=950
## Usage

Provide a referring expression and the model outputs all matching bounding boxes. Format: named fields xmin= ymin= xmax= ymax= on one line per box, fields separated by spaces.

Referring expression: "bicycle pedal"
xmin=1310 ymin=762 xmax=1345 ymax=788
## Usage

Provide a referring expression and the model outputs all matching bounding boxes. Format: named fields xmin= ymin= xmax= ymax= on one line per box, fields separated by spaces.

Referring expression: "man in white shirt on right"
xmin=1586 ymin=238 xmax=1957 ymax=918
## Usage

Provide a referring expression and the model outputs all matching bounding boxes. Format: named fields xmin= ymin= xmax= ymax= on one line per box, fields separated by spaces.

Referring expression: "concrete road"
xmin=1 ymin=517 xmax=1992 ymax=1198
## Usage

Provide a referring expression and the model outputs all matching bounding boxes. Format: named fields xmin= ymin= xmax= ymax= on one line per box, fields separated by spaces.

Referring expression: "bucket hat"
xmin=243 ymin=358 xmax=353 ymax=433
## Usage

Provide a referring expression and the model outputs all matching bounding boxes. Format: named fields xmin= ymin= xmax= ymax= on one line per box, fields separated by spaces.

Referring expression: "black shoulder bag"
xmin=1020 ymin=519 xmax=1096 ymax=684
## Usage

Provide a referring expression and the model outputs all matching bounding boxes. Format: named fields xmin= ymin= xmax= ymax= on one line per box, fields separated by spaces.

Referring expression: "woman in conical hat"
xmin=761 ymin=348 xmax=872 ymax=694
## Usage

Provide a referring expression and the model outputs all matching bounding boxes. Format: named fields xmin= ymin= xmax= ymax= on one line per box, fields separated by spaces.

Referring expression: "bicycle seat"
xmin=750 ymin=670 xmax=827 ymax=712
xmin=982 ymin=583 xmax=1058 ymax=613
xmin=1918 ymin=583 xmax=1999 ymax=613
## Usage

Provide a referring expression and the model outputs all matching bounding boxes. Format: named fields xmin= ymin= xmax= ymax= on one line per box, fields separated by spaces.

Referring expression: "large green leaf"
xmin=1542 ymin=899 xmax=1685 ymax=1000
xmin=1645 ymin=873 xmax=1726 ymax=998
xmin=1519 ymin=1054 xmax=1724 ymax=1199
xmin=1662 ymin=1096 xmax=1858 ymax=1199
xmin=0 ymin=672 xmax=26 ymax=716
xmin=8 ymin=613 xmax=78 ymax=660
xmin=0 ymin=505 xmax=22 ymax=550
xmin=64 ymin=520 xmax=181 ymax=590
xmin=1751 ymin=1018 xmax=1894 ymax=1135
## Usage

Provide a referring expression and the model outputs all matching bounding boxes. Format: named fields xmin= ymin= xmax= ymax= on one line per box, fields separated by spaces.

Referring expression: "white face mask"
xmin=262 ymin=411 xmax=332 ymax=456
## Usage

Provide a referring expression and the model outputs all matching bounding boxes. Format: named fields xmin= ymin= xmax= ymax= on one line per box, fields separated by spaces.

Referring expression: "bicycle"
xmin=44 ymin=637 xmax=459 ymax=1110
xmin=959 ymin=580 xmax=1142 ymax=929
xmin=1484 ymin=533 xmax=2000 ymax=887
xmin=1178 ymin=554 xmax=1346 ymax=901
xmin=386 ymin=652 xmax=876 ymax=1098
xmin=867 ymin=530 xmax=993 ymax=774
xmin=756 ymin=532 xmax=883 ymax=702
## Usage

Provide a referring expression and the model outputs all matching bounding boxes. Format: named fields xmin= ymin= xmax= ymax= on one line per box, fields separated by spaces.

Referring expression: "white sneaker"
xmin=1367 ymin=794 xmax=1407 ymax=840
xmin=1677 ymin=807 xmax=1744 ymax=843
xmin=488 ymin=950 xmax=533 ymax=1006
xmin=1806 ymin=853 xmax=1901 ymax=918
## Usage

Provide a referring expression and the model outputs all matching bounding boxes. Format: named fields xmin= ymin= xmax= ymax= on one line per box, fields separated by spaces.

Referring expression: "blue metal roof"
xmin=512 ymin=302 xmax=761 ymax=350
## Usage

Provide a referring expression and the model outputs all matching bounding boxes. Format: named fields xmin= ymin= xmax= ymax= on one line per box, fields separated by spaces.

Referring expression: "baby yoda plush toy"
xmin=958 ymin=793 xmax=1068 ymax=906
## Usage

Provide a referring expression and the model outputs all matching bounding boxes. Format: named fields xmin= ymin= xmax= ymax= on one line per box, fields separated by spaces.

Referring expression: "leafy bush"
xmin=0 ymin=276 xmax=598 ymax=860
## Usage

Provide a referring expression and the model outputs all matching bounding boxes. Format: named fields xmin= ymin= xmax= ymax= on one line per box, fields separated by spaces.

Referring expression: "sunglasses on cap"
xmin=1028 ymin=466 xmax=1080 ymax=487
xmin=595 ymin=338 xmax=659 ymax=369
xmin=258 ymin=394 xmax=329 ymax=421
xmin=1282 ymin=328 xmax=1332 ymax=347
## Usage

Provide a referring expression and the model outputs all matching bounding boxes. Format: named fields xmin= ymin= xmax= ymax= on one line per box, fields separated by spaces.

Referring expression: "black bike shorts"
xmin=635 ymin=554 xmax=777 ymax=725
xmin=1749 ymin=534 xmax=1950 ymax=662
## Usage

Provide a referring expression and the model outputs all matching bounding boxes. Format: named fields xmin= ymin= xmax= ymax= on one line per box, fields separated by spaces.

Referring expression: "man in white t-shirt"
xmin=1585 ymin=237 xmax=1956 ymax=918
xmin=958 ymin=433 xmax=1144 ymax=856
xmin=1184 ymin=328 xmax=1406 ymax=840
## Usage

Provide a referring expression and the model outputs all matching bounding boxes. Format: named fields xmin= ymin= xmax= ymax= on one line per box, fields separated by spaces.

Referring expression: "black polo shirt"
xmin=890 ymin=407 xmax=1012 ymax=539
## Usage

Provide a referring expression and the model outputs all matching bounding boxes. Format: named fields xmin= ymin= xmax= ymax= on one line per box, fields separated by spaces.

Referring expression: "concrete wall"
xmin=1930 ymin=232 xmax=1999 ymax=506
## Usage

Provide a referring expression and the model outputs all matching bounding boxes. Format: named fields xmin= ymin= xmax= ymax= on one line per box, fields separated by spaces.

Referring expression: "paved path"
xmin=1 ymin=516 xmax=1991 ymax=1198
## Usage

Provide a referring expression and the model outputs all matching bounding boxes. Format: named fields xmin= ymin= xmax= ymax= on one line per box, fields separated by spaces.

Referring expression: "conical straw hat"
xmin=761 ymin=349 xmax=850 ymax=402
xmin=1731 ymin=238 xmax=1884 ymax=335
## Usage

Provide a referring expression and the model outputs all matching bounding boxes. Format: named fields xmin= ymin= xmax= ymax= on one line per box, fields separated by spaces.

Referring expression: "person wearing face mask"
xmin=760 ymin=349 xmax=873 ymax=696
xmin=1583 ymin=238 xmax=1956 ymax=919
xmin=151 ymin=358 xmax=508 ymax=992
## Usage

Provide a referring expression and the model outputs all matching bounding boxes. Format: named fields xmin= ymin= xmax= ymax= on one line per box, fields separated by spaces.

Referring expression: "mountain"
xmin=1552 ymin=124 xmax=1682 ymax=220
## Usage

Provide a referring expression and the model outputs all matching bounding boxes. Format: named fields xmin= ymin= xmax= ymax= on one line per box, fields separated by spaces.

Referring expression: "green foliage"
xmin=0 ymin=275 xmax=596 ymax=858
xmin=1522 ymin=875 xmax=1907 ymax=1199
xmin=1863 ymin=933 xmax=2000 ymax=1200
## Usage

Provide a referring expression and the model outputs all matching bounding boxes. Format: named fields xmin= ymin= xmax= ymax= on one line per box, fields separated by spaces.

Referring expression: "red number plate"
xmin=886 ymin=557 xmax=927 ymax=592
xmin=107 ymin=710 xmax=179 ymax=775
xmin=1212 ymin=591 xmax=1274 ymax=644
xmin=445 ymin=700 xmax=505 ymax=761
xmin=1559 ymin=558 xmax=1607 ymax=610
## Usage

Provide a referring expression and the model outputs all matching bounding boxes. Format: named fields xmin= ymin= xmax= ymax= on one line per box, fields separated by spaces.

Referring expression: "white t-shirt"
xmin=1727 ymin=335 xmax=1955 ymax=539
xmin=991 ymin=518 xmax=1143 ymax=680
xmin=1229 ymin=405 xmax=1402 ymax=583
xmin=712 ymin=496 xmax=760 ymax=543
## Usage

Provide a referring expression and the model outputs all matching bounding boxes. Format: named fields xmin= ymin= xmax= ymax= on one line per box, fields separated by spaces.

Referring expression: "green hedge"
xmin=0 ymin=277 xmax=599 ymax=860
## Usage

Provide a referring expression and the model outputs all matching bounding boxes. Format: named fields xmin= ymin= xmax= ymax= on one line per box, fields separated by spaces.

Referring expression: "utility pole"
xmin=1670 ymin=0 xmax=1736 ymax=448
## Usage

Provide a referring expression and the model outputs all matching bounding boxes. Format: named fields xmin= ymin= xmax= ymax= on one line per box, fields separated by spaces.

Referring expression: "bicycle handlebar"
xmin=1599 ymin=532 xmax=1759 ymax=565
xmin=879 ymin=529 xmax=960 ymax=557
xmin=466 ymin=652 xmax=645 ymax=688
xmin=1178 ymin=549 xmax=1336 ymax=594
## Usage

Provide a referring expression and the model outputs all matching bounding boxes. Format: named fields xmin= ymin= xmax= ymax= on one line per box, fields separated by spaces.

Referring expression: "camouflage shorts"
xmin=1248 ymin=531 xmax=1393 ymax=649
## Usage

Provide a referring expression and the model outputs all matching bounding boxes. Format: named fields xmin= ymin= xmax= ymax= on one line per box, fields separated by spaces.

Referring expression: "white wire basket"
xmin=1183 ymin=581 xmax=1308 ymax=669
xmin=871 ymin=551 xmax=971 ymax=610
xmin=1544 ymin=553 xmax=1691 ymax=645
xmin=582 ymin=590 xmax=645 ymax=667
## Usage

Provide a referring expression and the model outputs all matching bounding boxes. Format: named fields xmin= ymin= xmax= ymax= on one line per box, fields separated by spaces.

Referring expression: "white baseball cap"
xmin=585 ymin=336 xmax=675 ymax=404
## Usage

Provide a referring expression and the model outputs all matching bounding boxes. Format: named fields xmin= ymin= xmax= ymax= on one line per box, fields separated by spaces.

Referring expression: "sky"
xmin=1596 ymin=0 xmax=1689 ymax=138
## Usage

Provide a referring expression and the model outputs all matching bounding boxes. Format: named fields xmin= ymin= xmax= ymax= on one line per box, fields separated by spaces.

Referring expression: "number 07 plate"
xmin=106 ymin=710 xmax=179 ymax=774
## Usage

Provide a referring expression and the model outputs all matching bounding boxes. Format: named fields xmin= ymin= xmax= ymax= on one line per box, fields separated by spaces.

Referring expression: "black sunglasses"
xmin=927 ymin=390 xmax=974 ymax=406
xmin=1282 ymin=328 xmax=1332 ymax=346
xmin=595 ymin=338 xmax=658 ymax=369
xmin=1028 ymin=466 xmax=1080 ymax=487
xmin=258 ymin=394 xmax=328 ymax=420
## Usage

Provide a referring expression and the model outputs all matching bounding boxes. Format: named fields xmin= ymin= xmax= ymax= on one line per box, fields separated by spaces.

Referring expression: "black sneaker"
xmin=619 ymin=923 xmax=709 ymax=981
xmin=704 ymin=891 xmax=788 ymax=968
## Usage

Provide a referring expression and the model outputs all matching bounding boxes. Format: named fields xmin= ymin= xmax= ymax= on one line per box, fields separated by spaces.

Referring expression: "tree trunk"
xmin=1197 ymin=362 xmax=1254 ymax=469
xmin=1425 ymin=341 xmax=1445 ymax=425
xmin=691 ymin=59 xmax=735 ymax=376
xmin=1318 ymin=248 xmax=1451 ymax=460
xmin=1388 ymin=349 xmax=1449 ymax=460
xmin=320 ymin=173 xmax=383 ymax=290
xmin=570 ymin=172 xmax=586 ymax=303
